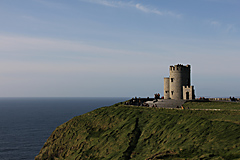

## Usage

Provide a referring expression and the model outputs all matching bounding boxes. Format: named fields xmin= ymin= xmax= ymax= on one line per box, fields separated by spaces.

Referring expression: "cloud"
xmin=226 ymin=24 xmax=236 ymax=33
xmin=135 ymin=3 xmax=162 ymax=15
xmin=0 ymin=35 xmax=169 ymax=77
xmin=83 ymin=0 xmax=132 ymax=7
xmin=81 ymin=0 xmax=181 ymax=18
xmin=0 ymin=35 xmax=166 ymax=80
xmin=86 ymin=0 xmax=117 ymax=7
xmin=0 ymin=35 xmax=153 ymax=61
xmin=210 ymin=20 xmax=221 ymax=26
xmin=207 ymin=20 xmax=237 ymax=33
xmin=135 ymin=3 xmax=181 ymax=17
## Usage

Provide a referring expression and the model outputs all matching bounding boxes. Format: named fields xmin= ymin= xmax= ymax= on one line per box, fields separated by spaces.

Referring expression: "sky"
xmin=0 ymin=0 xmax=239 ymax=98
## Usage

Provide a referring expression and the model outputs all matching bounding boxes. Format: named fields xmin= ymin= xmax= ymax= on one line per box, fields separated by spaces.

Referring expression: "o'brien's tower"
xmin=164 ymin=64 xmax=195 ymax=100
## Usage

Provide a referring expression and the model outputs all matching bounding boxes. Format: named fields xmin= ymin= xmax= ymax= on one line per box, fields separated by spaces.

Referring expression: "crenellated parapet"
xmin=183 ymin=86 xmax=193 ymax=89
xmin=170 ymin=64 xmax=191 ymax=72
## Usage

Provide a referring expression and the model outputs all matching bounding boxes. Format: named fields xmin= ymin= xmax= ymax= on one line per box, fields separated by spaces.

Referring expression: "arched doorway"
xmin=186 ymin=92 xmax=189 ymax=100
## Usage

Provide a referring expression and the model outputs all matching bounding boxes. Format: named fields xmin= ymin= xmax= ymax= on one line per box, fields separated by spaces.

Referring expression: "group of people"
xmin=124 ymin=98 xmax=149 ymax=107
xmin=230 ymin=96 xmax=237 ymax=101
xmin=154 ymin=93 xmax=161 ymax=99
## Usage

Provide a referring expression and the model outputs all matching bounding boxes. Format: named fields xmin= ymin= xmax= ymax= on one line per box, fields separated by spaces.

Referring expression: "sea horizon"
xmin=0 ymin=97 xmax=129 ymax=160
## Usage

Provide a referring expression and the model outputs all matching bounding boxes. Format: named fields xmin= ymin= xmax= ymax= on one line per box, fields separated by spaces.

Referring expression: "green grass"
xmin=35 ymin=102 xmax=240 ymax=160
xmin=183 ymin=101 xmax=240 ymax=110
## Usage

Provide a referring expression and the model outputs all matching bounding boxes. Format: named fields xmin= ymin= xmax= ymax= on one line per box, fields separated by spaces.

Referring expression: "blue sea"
xmin=0 ymin=97 xmax=129 ymax=160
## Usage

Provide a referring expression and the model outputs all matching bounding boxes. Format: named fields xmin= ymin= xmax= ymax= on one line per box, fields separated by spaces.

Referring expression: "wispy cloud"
xmin=135 ymin=3 xmax=181 ymax=17
xmin=210 ymin=20 xmax=221 ymax=26
xmin=0 ymin=35 xmax=165 ymax=76
xmin=226 ymin=24 xmax=236 ymax=33
xmin=83 ymin=0 xmax=133 ymax=7
xmin=207 ymin=20 xmax=237 ymax=33
xmin=135 ymin=3 xmax=162 ymax=15
xmin=85 ymin=0 xmax=116 ymax=7
xmin=0 ymin=35 xmax=151 ymax=60
xmin=81 ymin=0 xmax=181 ymax=18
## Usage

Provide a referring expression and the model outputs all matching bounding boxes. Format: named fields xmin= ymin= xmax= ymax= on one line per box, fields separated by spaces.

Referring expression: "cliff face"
xmin=35 ymin=104 xmax=240 ymax=160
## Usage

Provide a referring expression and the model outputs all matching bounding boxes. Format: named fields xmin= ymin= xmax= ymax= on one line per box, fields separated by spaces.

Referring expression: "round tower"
xmin=169 ymin=64 xmax=190 ymax=100
xmin=164 ymin=77 xmax=170 ymax=99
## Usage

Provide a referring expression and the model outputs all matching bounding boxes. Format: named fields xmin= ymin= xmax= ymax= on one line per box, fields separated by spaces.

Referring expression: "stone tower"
xmin=164 ymin=64 xmax=195 ymax=100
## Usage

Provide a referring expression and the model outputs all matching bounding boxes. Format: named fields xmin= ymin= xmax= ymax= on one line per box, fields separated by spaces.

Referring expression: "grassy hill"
xmin=35 ymin=101 xmax=240 ymax=160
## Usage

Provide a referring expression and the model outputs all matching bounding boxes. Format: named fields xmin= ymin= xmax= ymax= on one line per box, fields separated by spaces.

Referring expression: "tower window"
xmin=171 ymin=91 xmax=174 ymax=95
xmin=171 ymin=78 xmax=174 ymax=82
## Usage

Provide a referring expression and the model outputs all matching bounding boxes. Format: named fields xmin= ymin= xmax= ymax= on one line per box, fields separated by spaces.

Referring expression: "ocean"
xmin=0 ymin=97 xmax=129 ymax=160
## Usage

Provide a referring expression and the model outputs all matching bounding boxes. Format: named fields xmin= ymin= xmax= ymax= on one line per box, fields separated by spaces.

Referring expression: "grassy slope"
xmin=35 ymin=102 xmax=240 ymax=160
xmin=184 ymin=101 xmax=240 ymax=110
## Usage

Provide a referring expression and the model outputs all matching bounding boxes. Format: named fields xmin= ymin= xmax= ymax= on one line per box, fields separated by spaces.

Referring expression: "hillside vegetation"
xmin=35 ymin=101 xmax=240 ymax=160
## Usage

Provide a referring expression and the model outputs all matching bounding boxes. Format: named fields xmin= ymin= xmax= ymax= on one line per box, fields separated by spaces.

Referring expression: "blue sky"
xmin=0 ymin=0 xmax=239 ymax=97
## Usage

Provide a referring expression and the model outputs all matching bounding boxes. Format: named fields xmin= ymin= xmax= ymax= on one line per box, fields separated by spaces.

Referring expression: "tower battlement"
xmin=170 ymin=64 xmax=191 ymax=71
xmin=183 ymin=86 xmax=192 ymax=89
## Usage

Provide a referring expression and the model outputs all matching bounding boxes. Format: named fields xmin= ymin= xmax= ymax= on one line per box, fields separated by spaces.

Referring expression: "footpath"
xmin=146 ymin=99 xmax=186 ymax=108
